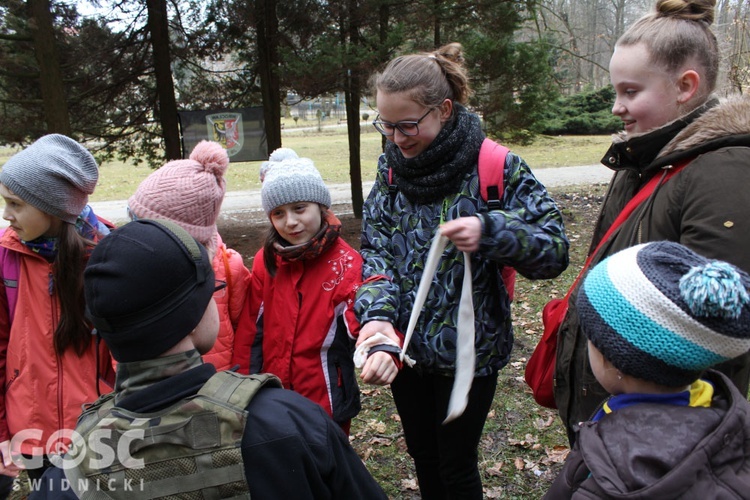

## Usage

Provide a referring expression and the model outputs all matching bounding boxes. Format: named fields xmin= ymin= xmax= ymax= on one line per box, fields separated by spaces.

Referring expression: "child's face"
xmin=588 ymin=340 xmax=625 ymax=395
xmin=375 ymin=90 xmax=451 ymax=158
xmin=609 ymin=43 xmax=685 ymax=136
xmin=0 ymin=184 xmax=62 ymax=241
xmin=270 ymin=202 xmax=323 ymax=246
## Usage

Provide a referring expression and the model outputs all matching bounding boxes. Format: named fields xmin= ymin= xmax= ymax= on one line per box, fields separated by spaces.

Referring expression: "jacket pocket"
xmin=329 ymin=356 xmax=361 ymax=423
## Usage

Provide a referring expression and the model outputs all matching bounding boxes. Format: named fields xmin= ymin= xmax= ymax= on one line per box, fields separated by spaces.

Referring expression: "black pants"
xmin=22 ymin=455 xmax=53 ymax=480
xmin=390 ymin=366 xmax=498 ymax=500
xmin=0 ymin=475 xmax=13 ymax=500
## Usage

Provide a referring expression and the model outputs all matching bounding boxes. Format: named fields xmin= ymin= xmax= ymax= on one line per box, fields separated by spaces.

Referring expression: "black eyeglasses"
xmin=214 ymin=280 xmax=227 ymax=293
xmin=372 ymin=108 xmax=435 ymax=137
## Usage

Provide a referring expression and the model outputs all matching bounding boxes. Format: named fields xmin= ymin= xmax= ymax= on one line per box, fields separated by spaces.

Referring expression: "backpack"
xmin=64 ymin=371 xmax=282 ymax=499
xmin=387 ymin=138 xmax=517 ymax=301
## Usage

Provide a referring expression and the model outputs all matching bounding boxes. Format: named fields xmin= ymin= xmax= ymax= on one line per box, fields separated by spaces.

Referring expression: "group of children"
xmin=0 ymin=132 xmax=374 ymax=494
xmin=1 ymin=0 xmax=750 ymax=497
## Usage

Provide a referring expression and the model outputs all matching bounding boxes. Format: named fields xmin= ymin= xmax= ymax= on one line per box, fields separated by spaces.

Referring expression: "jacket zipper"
xmin=50 ymin=271 xmax=64 ymax=440
xmin=287 ymin=290 xmax=303 ymax=392
xmin=633 ymin=165 xmax=672 ymax=246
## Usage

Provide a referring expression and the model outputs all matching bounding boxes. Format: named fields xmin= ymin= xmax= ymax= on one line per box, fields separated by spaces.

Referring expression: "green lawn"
xmin=0 ymin=132 xmax=612 ymax=202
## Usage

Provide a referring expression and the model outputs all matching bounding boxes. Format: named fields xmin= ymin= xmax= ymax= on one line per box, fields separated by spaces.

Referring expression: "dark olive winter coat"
xmin=555 ymin=97 xmax=750 ymax=439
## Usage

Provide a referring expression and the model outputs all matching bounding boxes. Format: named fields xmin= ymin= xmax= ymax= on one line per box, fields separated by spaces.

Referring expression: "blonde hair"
xmin=617 ymin=0 xmax=719 ymax=105
xmin=373 ymin=42 xmax=472 ymax=109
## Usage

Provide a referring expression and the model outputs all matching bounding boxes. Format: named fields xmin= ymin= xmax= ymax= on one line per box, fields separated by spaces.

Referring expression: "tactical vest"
xmin=62 ymin=371 xmax=282 ymax=499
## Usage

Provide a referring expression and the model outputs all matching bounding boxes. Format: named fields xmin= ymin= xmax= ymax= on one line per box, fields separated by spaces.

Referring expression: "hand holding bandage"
xmin=401 ymin=230 xmax=476 ymax=424
xmin=355 ymin=332 xmax=411 ymax=385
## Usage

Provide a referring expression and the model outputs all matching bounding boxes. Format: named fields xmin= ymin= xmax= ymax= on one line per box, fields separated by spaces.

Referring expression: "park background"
xmin=2 ymin=1 xmax=750 ymax=498
xmin=2 ymin=0 xmax=750 ymax=214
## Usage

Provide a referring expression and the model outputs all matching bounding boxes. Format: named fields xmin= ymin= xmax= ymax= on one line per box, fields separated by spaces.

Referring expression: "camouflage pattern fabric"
xmin=63 ymin=360 xmax=281 ymax=499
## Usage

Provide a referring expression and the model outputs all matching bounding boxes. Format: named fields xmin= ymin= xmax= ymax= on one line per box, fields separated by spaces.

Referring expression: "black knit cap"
xmin=84 ymin=219 xmax=215 ymax=362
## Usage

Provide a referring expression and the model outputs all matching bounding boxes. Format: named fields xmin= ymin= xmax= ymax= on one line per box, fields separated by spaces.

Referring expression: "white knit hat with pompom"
xmin=260 ymin=147 xmax=331 ymax=215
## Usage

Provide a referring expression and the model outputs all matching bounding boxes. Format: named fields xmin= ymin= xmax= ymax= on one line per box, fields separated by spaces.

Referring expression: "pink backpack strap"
xmin=477 ymin=139 xmax=516 ymax=301
xmin=0 ymin=230 xmax=20 ymax=324
xmin=477 ymin=138 xmax=510 ymax=210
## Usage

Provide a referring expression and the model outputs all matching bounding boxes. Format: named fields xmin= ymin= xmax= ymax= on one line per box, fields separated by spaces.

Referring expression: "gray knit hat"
xmin=0 ymin=134 xmax=98 ymax=224
xmin=578 ymin=241 xmax=750 ymax=387
xmin=260 ymin=147 xmax=331 ymax=215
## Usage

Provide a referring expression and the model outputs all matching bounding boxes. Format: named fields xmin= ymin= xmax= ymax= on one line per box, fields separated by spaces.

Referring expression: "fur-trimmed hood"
xmin=602 ymin=96 xmax=750 ymax=174
xmin=660 ymin=95 xmax=750 ymax=156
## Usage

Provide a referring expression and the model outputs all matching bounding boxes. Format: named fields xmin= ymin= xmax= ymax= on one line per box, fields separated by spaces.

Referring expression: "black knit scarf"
xmin=386 ymin=105 xmax=484 ymax=204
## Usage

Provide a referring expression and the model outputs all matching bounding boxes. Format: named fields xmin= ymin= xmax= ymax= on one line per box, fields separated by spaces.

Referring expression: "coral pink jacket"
xmin=0 ymin=229 xmax=114 ymax=455
xmin=202 ymin=236 xmax=251 ymax=371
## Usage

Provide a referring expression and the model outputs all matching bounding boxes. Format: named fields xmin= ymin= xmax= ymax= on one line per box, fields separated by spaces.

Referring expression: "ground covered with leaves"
xmin=219 ymin=183 xmax=607 ymax=499
xmin=8 ymin=183 xmax=606 ymax=500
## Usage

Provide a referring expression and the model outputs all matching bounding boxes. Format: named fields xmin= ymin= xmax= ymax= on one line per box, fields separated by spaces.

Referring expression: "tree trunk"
xmin=378 ymin=2 xmax=389 ymax=153
xmin=433 ymin=0 xmax=442 ymax=48
xmin=345 ymin=75 xmax=364 ymax=218
xmin=256 ymin=0 xmax=282 ymax=153
xmin=27 ymin=0 xmax=72 ymax=136
xmin=345 ymin=0 xmax=364 ymax=218
xmin=146 ymin=0 xmax=181 ymax=160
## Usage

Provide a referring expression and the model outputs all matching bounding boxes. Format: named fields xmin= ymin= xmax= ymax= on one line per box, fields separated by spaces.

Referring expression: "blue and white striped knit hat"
xmin=577 ymin=241 xmax=750 ymax=387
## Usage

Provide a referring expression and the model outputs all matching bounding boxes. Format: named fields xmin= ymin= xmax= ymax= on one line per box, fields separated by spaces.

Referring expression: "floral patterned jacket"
xmin=232 ymin=236 xmax=362 ymax=425
xmin=355 ymin=152 xmax=569 ymax=376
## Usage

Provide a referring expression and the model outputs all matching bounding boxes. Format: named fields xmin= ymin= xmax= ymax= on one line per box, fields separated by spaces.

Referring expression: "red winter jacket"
xmin=0 ymin=229 xmax=114 ymax=456
xmin=232 ymin=237 xmax=363 ymax=426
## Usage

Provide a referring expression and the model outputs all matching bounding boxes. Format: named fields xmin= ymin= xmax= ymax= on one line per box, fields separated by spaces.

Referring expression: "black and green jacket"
xmin=356 ymin=148 xmax=569 ymax=376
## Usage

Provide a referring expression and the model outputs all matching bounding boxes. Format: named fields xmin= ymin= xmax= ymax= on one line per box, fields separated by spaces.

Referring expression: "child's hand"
xmin=440 ymin=216 xmax=482 ymax=252
xmin=358 ymin=320 xmax=399 ymax=347
xmin=360 ymin=352 xmax=399 ymax=385
xmin=0 ymin=440 xmax=20 ymax=477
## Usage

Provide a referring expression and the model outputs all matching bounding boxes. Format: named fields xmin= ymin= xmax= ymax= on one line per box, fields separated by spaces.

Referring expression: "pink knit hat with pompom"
xmin=128 ymin=141 xmax=228 ymax=249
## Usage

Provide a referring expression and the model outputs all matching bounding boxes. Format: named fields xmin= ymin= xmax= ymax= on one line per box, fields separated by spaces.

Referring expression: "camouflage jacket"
xmin=34 ymin=350 xmax=388 ymax=499
xmin=356 ymin=151 xmax=569 ymax=376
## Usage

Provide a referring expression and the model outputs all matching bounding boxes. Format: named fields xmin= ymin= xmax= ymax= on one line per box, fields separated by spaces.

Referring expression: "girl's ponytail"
xmin=374 ymin=42 xmax=472 ymax=110
xmin=433 ymin=42 xmax=472 ymax=105
xmin=53 ymin=223 xmax=92 ymax=356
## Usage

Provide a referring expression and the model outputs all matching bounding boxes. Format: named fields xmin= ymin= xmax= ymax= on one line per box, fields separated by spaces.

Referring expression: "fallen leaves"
xmin=486 ymin=462 xmax=504 ymax=476
xmin=485 ymin=486 xmax=504 ymax=498
xmin=533 ymin=415 xmax=557 ymax=430
xmin=401 ymin=478 xmax=419 ymax=491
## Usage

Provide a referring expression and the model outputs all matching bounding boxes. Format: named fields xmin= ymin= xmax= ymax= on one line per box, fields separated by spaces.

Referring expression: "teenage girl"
xmin=232 ymin=148 xmax=398 ymax=434
xmin=128 ymin=140 xmax=250 ymax=370
xmin=554 ymin=0 xmax=750 ymax=445
xmin=0 ymin=134 xmax=114 ymax=481
xmin=355 ymin=43 xmax=569 ymax=499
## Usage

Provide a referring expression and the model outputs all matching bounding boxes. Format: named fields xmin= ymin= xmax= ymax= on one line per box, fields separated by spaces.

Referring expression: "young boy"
xmin=30 ymin=219 xmax=387 ymax=499
xmin=546 ymin=241 xmax=750 ymax=498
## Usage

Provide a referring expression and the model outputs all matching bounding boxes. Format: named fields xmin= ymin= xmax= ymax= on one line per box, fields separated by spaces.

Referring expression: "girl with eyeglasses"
xmin=127 ymin=140 xmax=250 ymax=372
xmin=355 ymin=42 xmax=569 ymax=499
